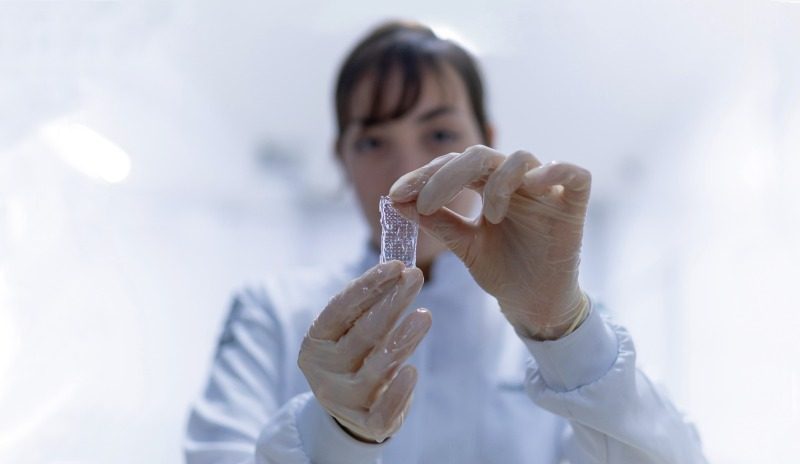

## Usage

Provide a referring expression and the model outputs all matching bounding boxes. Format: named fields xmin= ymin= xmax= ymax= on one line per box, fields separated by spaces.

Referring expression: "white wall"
xmin=1 ymin=1 xmax=798 ymax=462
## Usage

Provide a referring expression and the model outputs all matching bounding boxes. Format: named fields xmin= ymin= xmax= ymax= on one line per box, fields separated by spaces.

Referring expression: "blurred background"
xmin=1 ymin=0 xmax=798 ymax=462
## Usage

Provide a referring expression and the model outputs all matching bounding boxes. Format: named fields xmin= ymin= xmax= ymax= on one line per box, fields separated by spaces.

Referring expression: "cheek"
xmin=348 ymin=166 xmax=385 ymax=201
xmin=342 ymin=159 xmax=389 ymax=239
xmin=345 ymin=157 xmax=395 ymax=197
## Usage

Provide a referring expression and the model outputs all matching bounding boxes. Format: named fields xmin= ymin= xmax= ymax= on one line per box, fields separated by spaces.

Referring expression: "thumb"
xmin=393 ymin=202 xmax=474 ymax=262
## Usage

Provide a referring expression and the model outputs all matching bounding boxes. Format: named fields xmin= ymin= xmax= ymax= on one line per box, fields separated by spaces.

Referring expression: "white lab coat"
xmin=185 ymin=247 xmax=706 ymax=463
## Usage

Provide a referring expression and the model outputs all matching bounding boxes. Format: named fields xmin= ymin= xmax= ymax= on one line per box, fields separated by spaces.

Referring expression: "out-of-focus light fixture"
xmin=40 ymin=121 xmax=131 ymax=184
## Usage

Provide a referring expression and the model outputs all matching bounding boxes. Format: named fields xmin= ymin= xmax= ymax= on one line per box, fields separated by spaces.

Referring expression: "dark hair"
xmin=334 ymin=20 xmax=491 ymax=145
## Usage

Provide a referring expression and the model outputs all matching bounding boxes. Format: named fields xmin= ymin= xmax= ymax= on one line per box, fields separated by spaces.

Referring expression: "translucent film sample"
xmin=379 ymin=196 xmax=419 ymax=268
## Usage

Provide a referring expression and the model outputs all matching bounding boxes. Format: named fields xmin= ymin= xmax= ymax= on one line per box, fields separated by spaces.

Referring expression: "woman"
xmin=185 ymin=20 xmax=706 ymax=463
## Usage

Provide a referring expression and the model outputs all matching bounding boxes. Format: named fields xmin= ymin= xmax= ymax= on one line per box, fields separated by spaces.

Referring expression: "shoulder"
xmin=222 ymin=263 xmax=357 ymax=343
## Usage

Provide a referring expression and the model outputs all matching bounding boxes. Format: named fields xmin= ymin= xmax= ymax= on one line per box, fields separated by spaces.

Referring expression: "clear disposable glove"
xmin=389 ymin=145 xmax=591 ymax=340
xmin=298 ymin=261 xmax=432 ymax=443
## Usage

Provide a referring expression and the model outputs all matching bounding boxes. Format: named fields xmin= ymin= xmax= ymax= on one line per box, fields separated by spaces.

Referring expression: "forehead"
xmin=346 ymin=63 xmax=470 ymax=125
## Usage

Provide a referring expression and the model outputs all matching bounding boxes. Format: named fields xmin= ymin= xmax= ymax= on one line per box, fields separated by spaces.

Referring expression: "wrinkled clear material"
xmin=379 ymin=196 xmax=419 ymax=268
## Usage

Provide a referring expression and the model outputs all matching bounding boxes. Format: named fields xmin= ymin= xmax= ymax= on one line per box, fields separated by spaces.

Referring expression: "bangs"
xmin=360 ymin=50 xmax=443 ymax=128
xmin=336 ymin=32 xmax=448 ymax=132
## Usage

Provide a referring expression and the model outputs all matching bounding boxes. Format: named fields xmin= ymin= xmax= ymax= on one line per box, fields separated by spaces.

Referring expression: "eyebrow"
xmin=353 ymin=105 xmax=457 ymax=132
xmin=415 ymin=105 xmax=456 ymax=123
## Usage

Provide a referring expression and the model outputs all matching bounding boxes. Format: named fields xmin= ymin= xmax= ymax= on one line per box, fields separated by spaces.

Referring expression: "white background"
xmin=1 ymin=1 xmax=798 ymax=463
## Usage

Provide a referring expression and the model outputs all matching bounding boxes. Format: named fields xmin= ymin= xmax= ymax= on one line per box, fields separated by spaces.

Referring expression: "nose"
xmin=392 ymin=141 xmax=430 ymax=182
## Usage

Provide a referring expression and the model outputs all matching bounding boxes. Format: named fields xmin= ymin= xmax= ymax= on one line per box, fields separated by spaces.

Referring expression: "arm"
xmin=389 ymin=145 xmax=708 ymax=463
xmin=184 ymin=287 xmax=387 ymax=464
xmin=522 ymin=301 xmax=707 ymax=463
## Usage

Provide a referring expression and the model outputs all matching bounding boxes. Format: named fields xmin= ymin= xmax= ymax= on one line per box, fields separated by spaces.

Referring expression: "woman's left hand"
xmin=389 ymin=145 xmax=591 ymax=340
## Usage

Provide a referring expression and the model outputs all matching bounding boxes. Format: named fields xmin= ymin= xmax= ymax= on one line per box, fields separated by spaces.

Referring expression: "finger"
xmin=309 ymin=260 xmax=404 ymax=341
xmin=359 ymin=308 xmax=431 ymax=391
xmin=522 ymin=161 xmax=592 ymax=210
xmin=482 ymin=150 xmax=542 ymax=224
xmin=388 ymin=152 xmax=459 ymax=203
xmin=337 ymin=268 xmax=424 ymax=371
xmin=393 ymin=202 xmax=475 ymax=263
xmin=417 ymin=145 xmax=505 ymax=215
xmin=307 ymin=308 xmax=429 ymax=412
xmin=365 ymin=364 xmax=417 ymax=442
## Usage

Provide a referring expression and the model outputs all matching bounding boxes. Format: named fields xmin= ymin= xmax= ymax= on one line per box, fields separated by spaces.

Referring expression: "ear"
xmin=483 ymin=123 xmax=496 ymax=148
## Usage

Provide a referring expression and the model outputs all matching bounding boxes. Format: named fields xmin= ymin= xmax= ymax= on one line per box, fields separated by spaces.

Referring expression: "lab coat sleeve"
xmin=184 ymin=287 xmax=386 ymax=464
xmin=520 ymin=302 xmax=707 ymax=463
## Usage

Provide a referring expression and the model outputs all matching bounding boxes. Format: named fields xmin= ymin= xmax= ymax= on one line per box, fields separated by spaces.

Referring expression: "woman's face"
xmin=337 ymin=64 xmax=490 ymax=270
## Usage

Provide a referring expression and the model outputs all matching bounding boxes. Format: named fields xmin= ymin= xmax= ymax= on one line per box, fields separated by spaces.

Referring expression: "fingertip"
xmin=413 ymin=308 xmax=433 ymax=331
xmin=401 ymin=267 xmax=424 ymax=290
xmin=415 ymin=193 xmax=438 ymax=216
xmin=418 ymin=205 xmax=436 ymax=217
xmin=365 ymin=364 xmax=417 ymax=438
xmin=482 ymin=201 xmax=505 ymax=225
xmin=484 ymin=211 xmax=503 ymax=225
xmin=378 ymin=260 xmax=405 ymax=276
xmin=415 ymin=307 xmax=432 ymax=317
xmin=395 ymin=364 xmax=417 ymax=389
xmin=522 ymin=166 xmax=551 ymax=196
xmin=388 ymin=172 xmax=420 ymax=202
xmin=416 ymin=186 xmax=458 ymax=216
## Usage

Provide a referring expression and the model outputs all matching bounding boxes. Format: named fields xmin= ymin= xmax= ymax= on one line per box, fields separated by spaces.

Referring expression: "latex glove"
xmin=298 ymin=261 xmax=432 ymax=443
xmin=389 ymin=145 xmax=590 ymax=340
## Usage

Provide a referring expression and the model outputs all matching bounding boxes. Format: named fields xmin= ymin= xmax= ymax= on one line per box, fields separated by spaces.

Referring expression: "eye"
xmin=429 ymin=129 xmax=459 ymax=144
xmin=353 ymin=135 xmax=383 ymax=154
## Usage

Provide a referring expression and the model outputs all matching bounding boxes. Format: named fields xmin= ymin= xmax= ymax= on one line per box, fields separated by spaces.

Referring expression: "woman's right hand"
xmin=298 ymin=261 xmax=431 ymax=443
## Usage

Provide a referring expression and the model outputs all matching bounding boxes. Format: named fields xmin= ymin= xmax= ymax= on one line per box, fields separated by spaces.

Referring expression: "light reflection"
xmin=427 ymin=23 xmax=482 ymax=56
xmin=0 ymin=381 xmax=79 ymax=453
xmin=0 ymin=271 xmax=17 ymax=396
xmin=40 ymin=121 xmax=131 ymax=184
